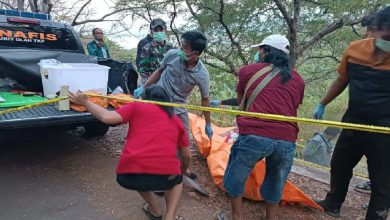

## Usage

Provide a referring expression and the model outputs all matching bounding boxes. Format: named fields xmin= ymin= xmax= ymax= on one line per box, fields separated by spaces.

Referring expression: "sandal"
xmin=175 ymin=215 xmax=185 ymax=220
xmin=213 ymin=211 xmax=227 ymax=220
xmin=142 ymin=203 xmax=162 ymax=220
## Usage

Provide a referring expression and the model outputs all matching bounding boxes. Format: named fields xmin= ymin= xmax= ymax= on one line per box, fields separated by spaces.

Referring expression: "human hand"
xmin=205 ymin=124 xmax=213 ymax=139
xmin=133 ymin=85 xmax=145 ymax=98
xmin=210 ymin=100 xmax=221 ymax=107
xmin=68 ymin=91 xmax=89 ymax=105
xmin=313 ymin=103 xmax=326 ymax=119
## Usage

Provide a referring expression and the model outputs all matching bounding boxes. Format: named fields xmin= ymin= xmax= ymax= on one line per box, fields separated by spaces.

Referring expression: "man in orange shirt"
xmin=313 ymin=6 xmax=390 ymax=219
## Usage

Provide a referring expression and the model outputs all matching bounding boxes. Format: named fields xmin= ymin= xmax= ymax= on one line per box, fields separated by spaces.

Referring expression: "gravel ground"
xmin=87 ymin=125 xmax=373 ymax=220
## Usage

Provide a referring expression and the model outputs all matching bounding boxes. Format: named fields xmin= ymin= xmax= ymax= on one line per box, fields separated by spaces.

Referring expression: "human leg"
xmin=176 ymin=112 xmax=192 ymax=142
xmin=229 ymin=196 xmax=242 ymax=220
xmin=176 ymin=112 xmax=196 ymax=180
xmin=260 ymin=139 xmax=295 ymax=220
xmin=315 ymin=131 xmax=364 ymax=217
xmin=138 ymin=191 xmax=162 ymax=217
xmin=325 ymin=131 xmax=363 ymax=207
xmin=224 ymin=135 xmax=274 ymax=220
xmin=265 ymin=203 xmax=278 ymax=220
xmin=116 ymin=174 xmax=183 ymax=219
xmin=364 ymin=133 xmax=390 ymax=220
xmin=164 ymin=183 xmax=183 ymax=220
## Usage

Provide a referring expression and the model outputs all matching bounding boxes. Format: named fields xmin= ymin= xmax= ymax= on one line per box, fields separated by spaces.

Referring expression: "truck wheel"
xmin=83 ymin=122 xmax=110 ymax=137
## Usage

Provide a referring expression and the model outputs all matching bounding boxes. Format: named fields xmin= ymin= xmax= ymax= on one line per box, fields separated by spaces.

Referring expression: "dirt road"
xmin=0 ymin=125 xmax=375 ymax=220
xmin=0 ymin=127 xmax=214 ymax=220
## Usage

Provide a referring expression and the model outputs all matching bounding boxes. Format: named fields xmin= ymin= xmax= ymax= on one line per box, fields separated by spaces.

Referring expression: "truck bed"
xmin=0 ymin=104 xmax=96 ymax=129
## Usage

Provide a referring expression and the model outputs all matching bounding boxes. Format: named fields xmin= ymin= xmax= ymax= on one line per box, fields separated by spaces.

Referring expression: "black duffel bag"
xmin=98 ymin=58 xmax=139 ymax=95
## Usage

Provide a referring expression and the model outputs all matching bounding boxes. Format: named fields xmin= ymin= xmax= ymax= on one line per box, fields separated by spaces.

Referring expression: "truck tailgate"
xmin=0 ymin=104 xmax=96 ymax=129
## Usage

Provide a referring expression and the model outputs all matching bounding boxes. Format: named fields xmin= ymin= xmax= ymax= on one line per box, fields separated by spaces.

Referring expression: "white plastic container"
xmin=39 ymin=62 xmax=110 ymax=98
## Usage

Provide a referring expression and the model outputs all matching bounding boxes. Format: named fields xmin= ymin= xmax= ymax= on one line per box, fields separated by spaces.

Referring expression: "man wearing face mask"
xmin=134 ymin=31 xmax=213 ymax=140
xmin=215 ymin=34 xmax=305 ymax=220
xmin=87 ymin=28 xmax=110 ymax=58
xmin=313 ymin=6 xmax=390 ymax=219
xmin=138 ymin=19 xmax=174 ymax=84
xmin=209 ymin=44 xmax=267 ymax=108
xmin=353 ymin=13 xmax=377 ymax=208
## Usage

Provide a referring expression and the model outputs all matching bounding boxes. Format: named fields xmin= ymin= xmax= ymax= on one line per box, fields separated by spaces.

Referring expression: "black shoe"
xmin=189 ymin=172 xmax=197 ymax=180
xmin=314 ymin=199 xmax=341 ymax=218
xmin=354 ymin=181 xmax=371 ymax=194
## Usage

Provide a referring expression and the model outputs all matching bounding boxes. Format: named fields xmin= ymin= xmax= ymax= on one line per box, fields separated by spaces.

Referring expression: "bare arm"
xmin=144 ymin=67 xmax=163 ymax=88
xmin=69 ymin=92 xmax=123 ymax=125
xmin=180 ymin=146 xmax=191 ymax=176
xmin=320 ymin=76 xmax=349 ymax=105
xmin=201 ymin=97 xmax=211 ymax=124
xmin=82 ymin=101 xmax=123 ymax=125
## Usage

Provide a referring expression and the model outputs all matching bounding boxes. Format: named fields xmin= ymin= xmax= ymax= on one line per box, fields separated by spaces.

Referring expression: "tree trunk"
xmin=289 ymin=0 xmax=300 ymax=68
xmin=289 ymin=28 xmax=298 ymax=68
xmin=0 ymin=0 xmax=16 ymax=9
xmin=28 ymin=0 xmax=38 ymax=12
xmin=41 ymin=0 xmax=52 ymax=14
xmin=17 ymin=0 xmax=24 ymax=11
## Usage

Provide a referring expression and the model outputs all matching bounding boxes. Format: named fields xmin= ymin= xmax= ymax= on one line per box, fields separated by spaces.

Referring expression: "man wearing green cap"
xmin=138 ymin=18 xmax=174 ymax=84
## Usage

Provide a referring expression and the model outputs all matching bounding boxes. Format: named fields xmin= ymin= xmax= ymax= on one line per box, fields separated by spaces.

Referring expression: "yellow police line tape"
xmin=295 ymin=143 xmax=366 ymax=167
xmin=293 ymin=158 xmax=368 ymax=179
xmin=0 ymin=94 xmax=370 ymax=178
xmin=294 ymin=143 xmax=368 ymax=179
xmin=88 ymin=94 xmax=370 ymax=179
xmin=2 ymin=94 xmax=390 ymax=135
xmin=0 ymin=97 xmax=66 ymax=115
xmin=86 ymin=93 xmax=390 ymax=135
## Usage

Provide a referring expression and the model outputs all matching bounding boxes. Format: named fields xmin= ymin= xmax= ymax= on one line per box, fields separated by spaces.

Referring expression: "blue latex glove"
xmin=313 ymin=103 xmax=326 ymax=119
xmin=134 ymin=85 xmax=145 ymax=98
xmin=210 ymin=100 xmax=221 ymax=107
xmin=205 ymin=124 xmax=213 ymax=139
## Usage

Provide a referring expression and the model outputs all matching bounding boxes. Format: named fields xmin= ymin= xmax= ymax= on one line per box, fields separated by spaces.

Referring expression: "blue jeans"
xmin=224 ymin=134 xmax=296 ymax=204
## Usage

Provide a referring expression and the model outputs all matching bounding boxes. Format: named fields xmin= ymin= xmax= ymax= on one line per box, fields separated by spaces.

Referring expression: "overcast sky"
xmin=91 ymin=0 xmax=144 ymax=49
xmin=87 ymin=0 xmax=186 ymax=50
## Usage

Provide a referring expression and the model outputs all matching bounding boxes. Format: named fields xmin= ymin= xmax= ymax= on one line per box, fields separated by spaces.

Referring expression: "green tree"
xmin=115 ymin=0 xmax=385 ymax=74
xmin=105 ymin=38 xmax=136 ymax=61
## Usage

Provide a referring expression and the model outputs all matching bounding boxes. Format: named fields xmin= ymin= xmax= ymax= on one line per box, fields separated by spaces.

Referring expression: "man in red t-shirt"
xmin=217 ymin=34 xmax=305 ymax=220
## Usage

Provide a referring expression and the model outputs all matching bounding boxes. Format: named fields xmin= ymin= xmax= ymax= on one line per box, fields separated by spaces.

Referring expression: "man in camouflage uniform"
xmin=138 ymin=19 xmax=174 ymax=84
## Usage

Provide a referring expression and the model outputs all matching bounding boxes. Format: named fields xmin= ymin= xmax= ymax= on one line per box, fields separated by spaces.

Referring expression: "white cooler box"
xmin=39 ymin=63 xmax=110 ymax=98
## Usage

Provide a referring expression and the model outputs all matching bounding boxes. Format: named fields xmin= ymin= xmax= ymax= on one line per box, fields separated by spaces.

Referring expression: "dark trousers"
xmin=324 ymin=130 xmax=390 ymax=219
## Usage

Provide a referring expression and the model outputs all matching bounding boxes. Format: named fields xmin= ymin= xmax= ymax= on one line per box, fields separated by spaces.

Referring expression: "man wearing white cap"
xmin=251 ymin=34 xmax=291 ymax=61
xmin=215 ymin=34 xmax=305 ymax=220
xmin=210 ymin=34 xmax=294 ymax=107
